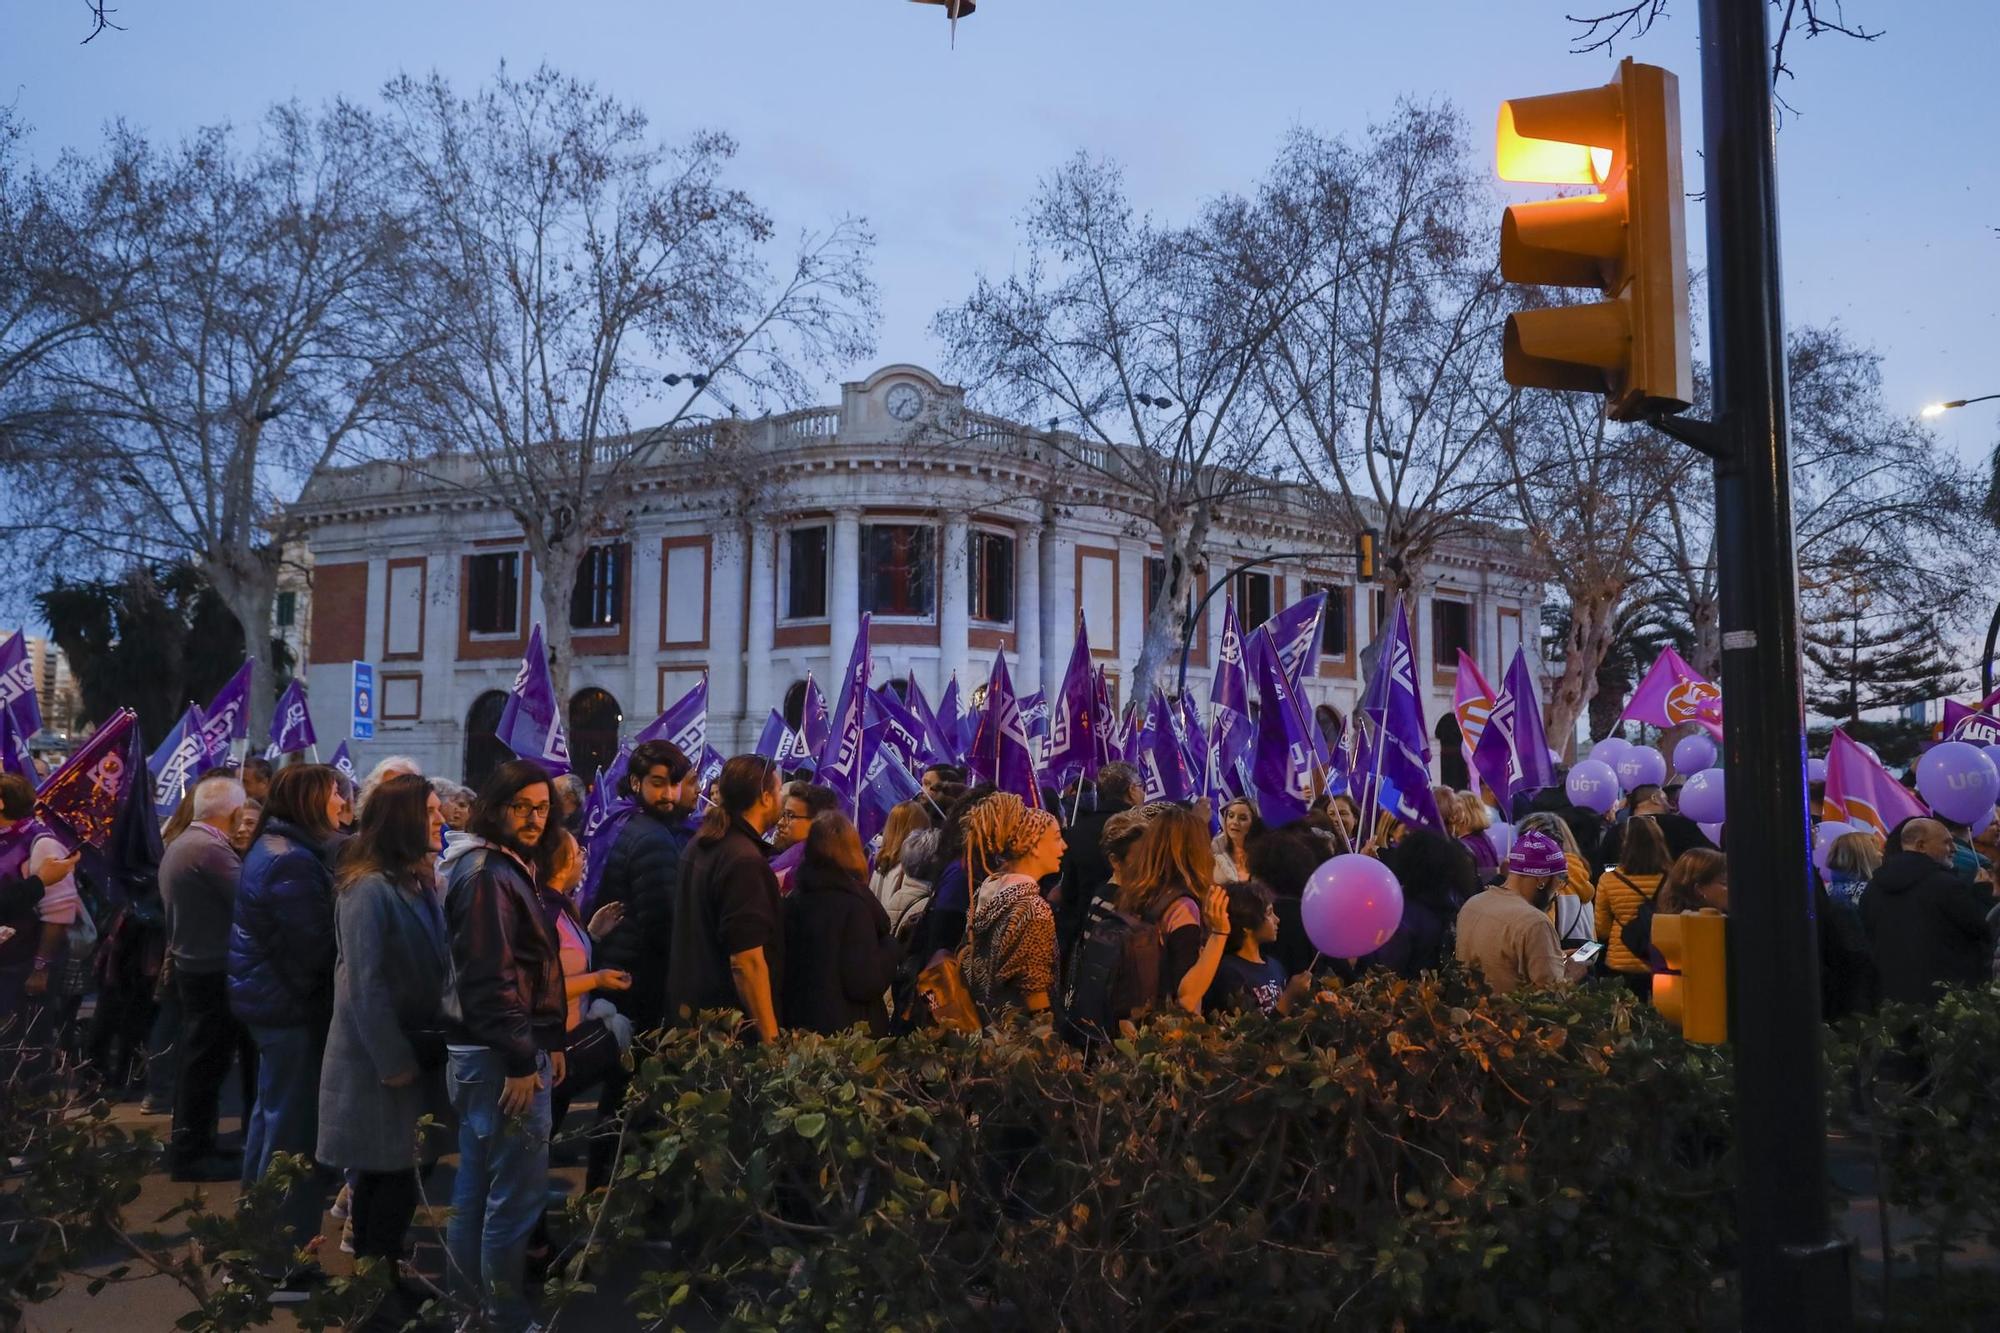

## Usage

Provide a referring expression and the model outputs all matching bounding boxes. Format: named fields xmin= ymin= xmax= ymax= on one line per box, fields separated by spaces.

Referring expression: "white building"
xmin=290 ymin=364 xmax=1544 ymax=786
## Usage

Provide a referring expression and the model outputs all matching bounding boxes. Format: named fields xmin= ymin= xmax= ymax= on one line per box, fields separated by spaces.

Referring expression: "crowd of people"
xmin=2 ymin=729 xmax=1998 ymax=1333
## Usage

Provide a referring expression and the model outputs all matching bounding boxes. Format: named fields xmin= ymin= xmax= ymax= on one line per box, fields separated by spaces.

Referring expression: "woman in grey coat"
xmin=317 ymin=773 xmax=448 ymax=1309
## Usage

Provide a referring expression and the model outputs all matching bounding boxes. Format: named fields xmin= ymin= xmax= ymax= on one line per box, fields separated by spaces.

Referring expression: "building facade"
xmin=291 ymin=364 xmax=1545 ymax=785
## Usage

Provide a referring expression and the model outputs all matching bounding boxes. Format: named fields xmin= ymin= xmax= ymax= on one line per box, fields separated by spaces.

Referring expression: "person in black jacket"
xmin=1861 ymin=818 xmax=1994 ymax=1006
xmin=591 ymin=739 xmax=692 ymax=1031
xmin=1054 ymin=763 xmax=1139 ymax=959
xmin=439 ymin=760 xmax=566 ymax=1333
xmin=669 ymin=755 xmax=784 ymax=1040
xmin=783 ymin=812 xmax=900 ymax=1035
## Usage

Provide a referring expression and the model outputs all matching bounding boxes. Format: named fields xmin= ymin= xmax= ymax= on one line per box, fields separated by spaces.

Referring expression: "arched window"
xmin=782 ymin=679 xmax=809 ymax=730
xmin=463 ymin=691 xmax=511 ymax=791
xmin=568 ymin=687 xmax=623 ymax=783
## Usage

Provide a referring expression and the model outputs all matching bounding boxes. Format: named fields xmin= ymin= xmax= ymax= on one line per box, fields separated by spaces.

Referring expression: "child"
xmin=1205 ymin=880 xmax=1312 ymax=1017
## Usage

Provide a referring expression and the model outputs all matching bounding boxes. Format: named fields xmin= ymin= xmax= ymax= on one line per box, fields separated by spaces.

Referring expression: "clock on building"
xmin=885 ymin=383 xmax=925 ymax=422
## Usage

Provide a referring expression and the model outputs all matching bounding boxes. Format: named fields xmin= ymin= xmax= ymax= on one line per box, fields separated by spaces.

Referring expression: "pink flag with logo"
xmin=1619 ymin=646 xmax=1722 ymax=736
xmin=1453 ymin=650 xmax=1499 ymax=756
xmin=1822 ymin=728 xmax=1926 ymax=835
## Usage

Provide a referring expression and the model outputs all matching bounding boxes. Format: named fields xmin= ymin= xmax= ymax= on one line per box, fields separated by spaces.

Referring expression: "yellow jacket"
xmin=1594 ymin=868 xmax=1665 ymax=974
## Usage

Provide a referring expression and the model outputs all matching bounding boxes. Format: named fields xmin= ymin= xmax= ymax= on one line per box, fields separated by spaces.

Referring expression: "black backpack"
xmin=1614 ymin=872 xmax=1660 ymax=961
xmin=1060 ymin=903 xmax=1167 ymax=1045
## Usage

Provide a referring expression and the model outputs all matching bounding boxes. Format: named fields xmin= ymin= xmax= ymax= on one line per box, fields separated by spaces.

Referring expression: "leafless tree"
xmin=1567 ymin=0 xmax=1881 ymax=110
xmin=381 ymin=63 xmax=877 ymax=701
xmin=1 ymin=102 xmax=420 ymax=735
xmin=1255 ymin=104 xmax=1522 ymax=613
xmin=935 ymin=153 xmax=1321 ymax=706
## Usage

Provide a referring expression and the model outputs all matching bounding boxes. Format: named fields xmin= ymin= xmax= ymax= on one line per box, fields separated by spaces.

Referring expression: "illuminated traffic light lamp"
xmin=1355 ymin=528 xmax=1379 ymax=582
xmin=1496 ymin=58 xmax=1693 ymax=422
xmin=1651 ymin=913 xmax=1728 ymax=1044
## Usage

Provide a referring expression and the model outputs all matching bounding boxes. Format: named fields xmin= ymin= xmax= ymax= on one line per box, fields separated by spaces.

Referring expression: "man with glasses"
xmin=439 ymin=759 xmax=567 ymax=1333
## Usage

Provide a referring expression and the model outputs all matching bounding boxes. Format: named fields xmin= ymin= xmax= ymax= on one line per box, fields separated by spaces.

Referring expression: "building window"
xmin=785 ymin=526 xmax=829 ymax=620
xmin=275 ymin=591 xmax=296 ymax=629
xmin=1432 ymin=597 xmax=1473 ymax=668
xmin=1235 ymin=569 xmax=1274 ymax=632
xmin=467 ymin=552 xmax=520 ymax=636
xmin=861 ymin=524 xmax=935 ymax=619
xmin=1305 ymin=583 xmax=1350 ymax=657
xmin=570 ymin=544 xmax=625 ymax=630
xmin=969 ymin=530 xmax=1014 ymax=624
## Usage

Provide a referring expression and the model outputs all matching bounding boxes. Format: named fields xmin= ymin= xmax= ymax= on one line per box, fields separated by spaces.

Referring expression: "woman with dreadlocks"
xmin=958 ymin=793 xmax=1065 ymax=1017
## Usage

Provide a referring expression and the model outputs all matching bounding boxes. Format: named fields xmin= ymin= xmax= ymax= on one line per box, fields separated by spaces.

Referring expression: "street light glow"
xmin=1921 ymin=402 xmax=1949 ymax=417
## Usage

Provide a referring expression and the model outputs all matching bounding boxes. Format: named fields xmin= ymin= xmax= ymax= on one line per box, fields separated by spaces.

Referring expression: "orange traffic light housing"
xmin=1497 ymin=58 xmax=1692 ymax=422
xmin=1651 ymin=912 xmax=1729 ymax=1044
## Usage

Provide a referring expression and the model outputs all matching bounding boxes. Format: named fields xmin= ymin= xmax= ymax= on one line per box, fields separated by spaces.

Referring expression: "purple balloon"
xmin=1806 ymin=756 xmax=1828 ymax=786
xmin=1590 ymin=736 xmax=1632 ymax=767
xmin=1300 ymin=854 xmax=1406 ymax=959
xmin=1488 ymin=820 xmax=1517 ymax=861
xmin=1672 ymin=733 xmax=1717 ymax=775
xmin=1813 ymin=820 xmax=1857 ymax=876
xmin=1698 ymin=821 xmax=1724 ymax=847
xmin=1679 ymin=767 xmax=1726 ymax=824
xmin=1567 ymin=759 xmax=1620 ymax=815
xmin=1975 ymin=806 xmax=1996 ymax=837
xmin=1615 ymin=745 xmax=1668 ymax=792
xmin=1915 ymin=742 xmax=2000 ymax=825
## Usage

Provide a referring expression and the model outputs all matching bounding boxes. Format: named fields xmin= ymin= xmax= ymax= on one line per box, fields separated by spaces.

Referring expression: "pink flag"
xmin=1822 ymin=728 xmax=1925 ymax=835
xmin=1453 ymin=650 xmax=1498 ymax=754
xmin=1620 ymin=647 xmax=1722 ymax=734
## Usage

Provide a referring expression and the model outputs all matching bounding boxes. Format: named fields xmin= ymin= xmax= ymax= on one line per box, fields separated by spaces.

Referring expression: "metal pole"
xmin=1697 ymin=1 xmax=1854 ymax=1326
xmin=1983 ymin=599 xmax=2000 ymax=701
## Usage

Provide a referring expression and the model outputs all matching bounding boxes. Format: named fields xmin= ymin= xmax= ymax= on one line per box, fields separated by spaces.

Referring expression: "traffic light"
xmin=1651 ymin=912 xmax=1728 ymax=1043
xmin=1355 ymin=528 xmax=1379 ymax=582
xmin=1496 ymin=57 xmax=1692 ymax=422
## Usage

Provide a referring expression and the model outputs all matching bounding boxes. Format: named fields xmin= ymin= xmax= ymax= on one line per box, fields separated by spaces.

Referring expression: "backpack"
xmin=1060 ymin=901 xmax=1172 ymax=1044
xmin=1614 ymin=872 xmax=1659 ymax=961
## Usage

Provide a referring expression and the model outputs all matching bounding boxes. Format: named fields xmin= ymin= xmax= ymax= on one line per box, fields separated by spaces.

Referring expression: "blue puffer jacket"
xmin=227 ymin=819 xmax=337 ymax=1029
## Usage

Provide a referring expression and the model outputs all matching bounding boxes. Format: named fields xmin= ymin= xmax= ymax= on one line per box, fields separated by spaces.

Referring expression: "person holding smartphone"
xmin=1454 ymin=832 xmax=1594 ymax=991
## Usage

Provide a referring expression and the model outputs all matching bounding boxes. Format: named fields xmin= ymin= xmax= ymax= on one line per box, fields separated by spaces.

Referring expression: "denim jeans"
xmin=446 ymin=1047 xmax=552 ymax=1333
xmin=242 ymin=1023 xmax=328 ymax=1253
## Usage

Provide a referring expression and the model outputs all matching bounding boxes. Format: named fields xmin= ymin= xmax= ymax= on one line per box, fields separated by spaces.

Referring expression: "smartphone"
xmin=1566 ymin=941 xmax=1605 ymax=967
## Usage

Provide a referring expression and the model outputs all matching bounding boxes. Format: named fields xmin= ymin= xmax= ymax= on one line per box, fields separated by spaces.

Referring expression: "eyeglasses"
xmin=778 ymin=810 xmax=810 ymax=824
xmin=506 ymin=801 xmax=552 ymax=822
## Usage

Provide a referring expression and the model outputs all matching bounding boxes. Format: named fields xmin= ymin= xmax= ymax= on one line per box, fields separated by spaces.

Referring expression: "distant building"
xmin=1 ymin=633 xmax=84 ymax=740
xmin=289 ymin=364 xmax=1545 ymax=786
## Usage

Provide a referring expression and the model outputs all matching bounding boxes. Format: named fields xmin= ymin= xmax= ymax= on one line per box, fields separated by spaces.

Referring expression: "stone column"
xmin=939 ymin=512 xmax=970 ymax=689
xmin=421 ymin=552 xmax=456 ymax=722
xmin=830 ymin=507 xmax=862 ymax=675
xmin=745 ymin=519 xmax=776 ymax=738
xmin=627 ymin=536 xmax=663 ymax=726
xmin=706 ymin=532 xmax=747 ymax=751
xmin=364 ymin=555 xmax=388 ymax=662
xmin=1014 ymin=520 xmax=1042 ymax=694
xmin=1040 ymin=515 xmax=1075 ymax=691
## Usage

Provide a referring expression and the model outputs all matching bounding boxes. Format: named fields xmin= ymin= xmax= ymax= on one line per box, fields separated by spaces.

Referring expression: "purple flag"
xmin=329 ymin=741 xmax=357 ymax=785
xmin=869 ymin=685 xmax=933 ymax=767
xmin=1264 ymin=591 xmax=1328 ymax=688
xmin=0 ymin=632 xmax=43 ymax=738
xmin=969 ymin=650 xmax=1040 ymax=805
xmin=147 ymin=703 xmax=222 ymax=819
xmin=269 ymin=679 xmax=317 ymax=753
xmin=1138 ymin=690 xmax=1194 ymax=803
xmin=1208 ymin=599 xmax=1253 ymax=798
xmin=1 ymin=707 xmax=36 ymax=785
xmin=755 ymin=709 xmax=810 ymax=765
xmin=1093 ymin=666 xmax=1127 ymax=773
xmin=37 ymin=708 xmax=142 ymax=850
xmin=801 ymin=674 xmax=832 ymax=764
xmin=860 ymin=718 xmax=926 ymax=848
xmin=818 ymin=615 xmax=872 ymax=815
xmin=1941 ymin=699 xmax=2000 ymax=746
xmin=200 ymin=661 xmax=255 ymax=756
xmin=496 ymin=625 xmax=571 ymax=775
xmin=1250 ymin=647 xmax=1316 ymax=825
xmin=1620 ymin=646 xmax=1723 ymax=736
xmin=903 ymin=674 xmax=953 ymax=767
xmin=1019 ymin=691 xmax=1049 ymax=743
xmin=1354 ymin=598 xmax=1441 ymax=833
xmin=1471 ymin=649 xmax=1558 ymax=810
xmin=1041 ymin=617 xmax=1096 ymax=785
xmin=935 ymin=675 xmax=966 ymax=765
xmin=639 ymin=676 xmax=707 ymax=759
xmin=578 ymin=765 xmax=637 ymax=914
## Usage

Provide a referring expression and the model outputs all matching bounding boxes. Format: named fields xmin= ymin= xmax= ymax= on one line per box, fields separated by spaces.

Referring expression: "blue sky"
xmin=4 ymin=0 xmax=1995 ymax=463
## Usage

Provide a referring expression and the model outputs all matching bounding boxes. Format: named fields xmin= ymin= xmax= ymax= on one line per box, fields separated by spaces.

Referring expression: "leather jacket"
xmin=440 ymin=832 xmax=566 ymax=1076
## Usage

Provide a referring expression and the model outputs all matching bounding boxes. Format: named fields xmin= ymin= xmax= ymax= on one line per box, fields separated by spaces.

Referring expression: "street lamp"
xmin=1920 ymin=392 xmax=2000 ymax=418
xmin=1925 ymin=392 xmax=2000 ymax=695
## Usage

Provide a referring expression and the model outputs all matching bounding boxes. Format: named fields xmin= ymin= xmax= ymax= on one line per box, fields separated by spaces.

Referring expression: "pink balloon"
xmin=1300 ymin=854 xmax=1405 ymax=959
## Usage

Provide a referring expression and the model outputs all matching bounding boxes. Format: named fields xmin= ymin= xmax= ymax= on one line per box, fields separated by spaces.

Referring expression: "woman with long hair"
xmin=1658 ymin=847 xmax=1729 ymax=916
xmin=227 ymin=763 xmax=344 ymax=1268
xmin=1211 ymin=797 xmax=1261 ymax=886
xmin=959 ymin=794 xmax=1065 ymax=1016
xmin=1594 ymin=815 xmax=1671 ymax=996
xmin=870 ymin=800 xmax=934 ymax=943
xmin=785 ymin=812 xmax=901 ymax=1034
xmin=1441 ymin=790 xmax=1501 ymax=880
xmin=1116 ymin=807 xmax=1231 ymax=1015
xmin=317 ymin=773 xmax=447 ymax=1327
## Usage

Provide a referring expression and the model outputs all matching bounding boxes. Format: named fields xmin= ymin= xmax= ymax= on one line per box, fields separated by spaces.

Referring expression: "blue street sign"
xmin=352 ymin=660 xmax=376 ymax=741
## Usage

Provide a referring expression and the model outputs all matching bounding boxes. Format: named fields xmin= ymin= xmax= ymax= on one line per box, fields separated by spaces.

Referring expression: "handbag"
xmin=912 ymin=955 xmax=982 ymax=1034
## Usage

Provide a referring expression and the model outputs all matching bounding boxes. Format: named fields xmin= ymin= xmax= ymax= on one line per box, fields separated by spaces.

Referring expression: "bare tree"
xmin=382 ymin=64 xmax=877 ymax=701
xmin=2 ymin=102 xmax=419 ymax=735
xmin=935 ymin=154 xmax=1319 ymax=705
xmin=1256 ymin=104 xmax=1521 ymax=611
xmin=1567 ymin=0 xmax=1881 ymax=109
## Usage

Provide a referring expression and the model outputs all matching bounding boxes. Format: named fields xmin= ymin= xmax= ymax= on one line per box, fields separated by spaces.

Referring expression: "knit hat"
xmin=1506 ymin=830 xmax=1568 ymax=879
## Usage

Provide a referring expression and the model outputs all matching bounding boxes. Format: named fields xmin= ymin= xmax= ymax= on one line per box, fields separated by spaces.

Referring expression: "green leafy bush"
xmin=558 ymin=969 xmax=1736 ymax=1331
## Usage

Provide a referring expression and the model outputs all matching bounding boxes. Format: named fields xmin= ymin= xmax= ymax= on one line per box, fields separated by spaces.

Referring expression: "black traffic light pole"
xmin=1695 ymin=0 xmax=1854 ymax=1325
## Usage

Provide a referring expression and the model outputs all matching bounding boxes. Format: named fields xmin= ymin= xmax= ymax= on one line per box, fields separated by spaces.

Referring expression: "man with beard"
xmin=1454 ymin=831 xmax=1592 ymax=991
xmin=439 ymin=760 xmax=567 ymax=1333
xmin=590 ymin=739 xmax=693 ymax=1031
